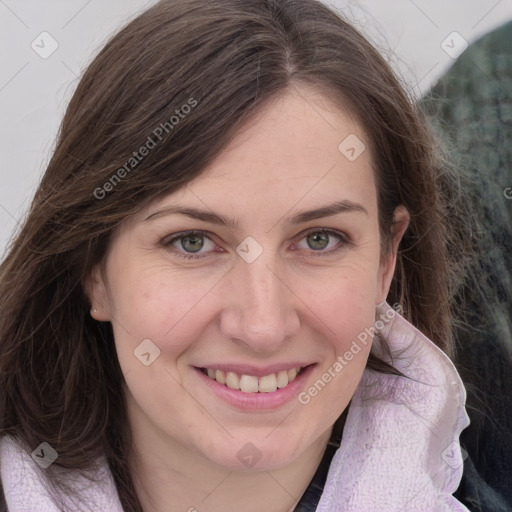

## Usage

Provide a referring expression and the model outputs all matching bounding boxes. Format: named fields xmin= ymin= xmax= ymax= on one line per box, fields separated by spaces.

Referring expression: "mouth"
xmin=193 ymin=363 xmax=316 ymax=410
xmin=198 ymin=366 xmax=307 ymax=393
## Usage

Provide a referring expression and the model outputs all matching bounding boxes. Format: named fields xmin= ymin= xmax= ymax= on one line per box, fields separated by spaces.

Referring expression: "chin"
xmin=203 ymin=437 xmax=304 ymax=472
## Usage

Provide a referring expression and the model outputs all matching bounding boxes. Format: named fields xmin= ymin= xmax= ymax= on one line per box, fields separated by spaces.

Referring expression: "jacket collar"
xmin=1 ymin=302 xmax=470 ymax=511
xmin=317 ymin=302 xmax=471 ymax=511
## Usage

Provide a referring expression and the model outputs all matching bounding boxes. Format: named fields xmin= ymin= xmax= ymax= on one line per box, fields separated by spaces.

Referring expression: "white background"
xmin=1 ymin=0 xmax=511 ymax=256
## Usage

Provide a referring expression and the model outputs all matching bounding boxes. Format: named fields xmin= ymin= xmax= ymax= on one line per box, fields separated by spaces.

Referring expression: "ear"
xmin=376 ymin=205 xmax=410 ymax=304
xmin=84 ymin=263 xmax=111 ymax=322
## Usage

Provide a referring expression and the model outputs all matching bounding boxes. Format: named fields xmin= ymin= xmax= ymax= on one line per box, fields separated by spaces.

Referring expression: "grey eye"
xmin=179 ymin=234 xmax=204 ymax=253
xmin=306 ymin=232 xmax=330 ymax=250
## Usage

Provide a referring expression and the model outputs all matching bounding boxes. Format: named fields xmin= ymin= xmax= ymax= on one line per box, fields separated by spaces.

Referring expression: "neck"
xmin=127 ymin=402 xmax=333 ymax=512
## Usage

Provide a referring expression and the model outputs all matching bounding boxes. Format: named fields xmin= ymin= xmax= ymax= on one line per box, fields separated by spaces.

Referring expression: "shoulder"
xmin=0 ymin=435 xmax=61 ymax=510
xmin=455 ymin=452 xmax=512 ymax=512
xmin=0 ymin=435 xmax=124 ymax=512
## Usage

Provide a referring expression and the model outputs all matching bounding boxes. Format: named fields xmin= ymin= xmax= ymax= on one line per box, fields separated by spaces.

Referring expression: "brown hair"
xmin=0 ymin=0 xmax=469 ymax=510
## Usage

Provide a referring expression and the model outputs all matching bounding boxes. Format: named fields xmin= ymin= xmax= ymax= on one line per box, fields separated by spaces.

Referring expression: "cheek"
xmin=297 ymin=264 xmax=378 ymax=411
xmin=303 ymin=260 xmax=379 ymax=342
xmin=333 ymin=279 xmax=376 ymax=350
xmin=325 ymin=286 xmax=375 ymax=376
xmin=106 ymin=262 xmax=221 ymax=367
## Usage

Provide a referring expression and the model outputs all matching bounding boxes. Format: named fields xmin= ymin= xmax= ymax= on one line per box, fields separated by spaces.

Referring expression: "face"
xmin=88 ymin=84 xmax=408 ymax=472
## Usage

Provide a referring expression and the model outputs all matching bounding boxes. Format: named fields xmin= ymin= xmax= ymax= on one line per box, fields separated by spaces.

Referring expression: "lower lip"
xmin=194 ymin=365 xmax=316 ymax=411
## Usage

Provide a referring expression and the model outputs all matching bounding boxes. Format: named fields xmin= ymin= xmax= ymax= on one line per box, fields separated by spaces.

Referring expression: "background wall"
xmin=1 ymin=0 xmax=511 ymax=256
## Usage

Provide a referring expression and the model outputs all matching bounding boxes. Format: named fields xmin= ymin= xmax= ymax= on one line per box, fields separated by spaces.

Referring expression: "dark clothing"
xmin=422 ymin=21 xmax=512 ymax=511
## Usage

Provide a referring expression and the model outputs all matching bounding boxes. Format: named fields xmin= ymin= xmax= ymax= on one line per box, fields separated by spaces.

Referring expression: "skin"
xmin=88 ymin=83 xmax=409 ymax=512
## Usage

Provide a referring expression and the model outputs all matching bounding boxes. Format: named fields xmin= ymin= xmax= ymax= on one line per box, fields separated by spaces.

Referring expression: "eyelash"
xmin=160 ymin=228 xmax=351 ymax=260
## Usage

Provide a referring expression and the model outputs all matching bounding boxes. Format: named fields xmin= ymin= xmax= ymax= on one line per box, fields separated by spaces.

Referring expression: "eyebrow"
xmin=144 ymin=200 xmax=368 ymax=228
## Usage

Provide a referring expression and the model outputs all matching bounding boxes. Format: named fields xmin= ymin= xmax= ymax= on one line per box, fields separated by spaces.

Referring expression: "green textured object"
xmin=423 ymin=21 xmax=512 ymax=219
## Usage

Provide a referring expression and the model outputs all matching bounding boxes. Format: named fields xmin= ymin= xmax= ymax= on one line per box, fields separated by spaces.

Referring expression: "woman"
xmin=0 ymin=0 xmax=473 ymax=510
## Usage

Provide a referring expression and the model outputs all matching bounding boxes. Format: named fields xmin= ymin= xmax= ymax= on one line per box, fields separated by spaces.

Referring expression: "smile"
xmin=194 ymin=363 xmax=316 ymax=410
xmin=200 ymin=367 xmax=305 ymax=393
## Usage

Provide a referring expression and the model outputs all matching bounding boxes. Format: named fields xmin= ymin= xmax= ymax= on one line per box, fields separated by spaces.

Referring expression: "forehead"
xmin=138 ymin=85 xmax=377 ymax=225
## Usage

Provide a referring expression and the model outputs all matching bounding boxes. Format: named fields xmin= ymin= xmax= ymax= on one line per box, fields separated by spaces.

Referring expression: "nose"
xmin=219 ymin=251 xmax=300 ymax=354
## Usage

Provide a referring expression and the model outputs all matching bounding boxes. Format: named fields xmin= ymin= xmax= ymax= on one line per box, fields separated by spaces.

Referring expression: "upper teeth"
xmin=205 ymin=367 xmax=301 ymax=393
